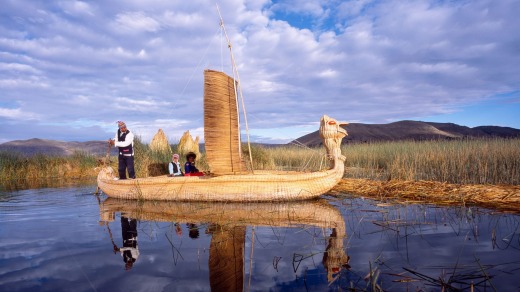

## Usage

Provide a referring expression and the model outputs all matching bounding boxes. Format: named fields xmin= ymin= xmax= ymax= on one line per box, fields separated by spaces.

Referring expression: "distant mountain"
xmin=293 ymin=120 xmax=520 ymax=146
xmin=0 ymin=138 xmax=117 ymax=156
xmin=3 ymin=121 xmax=520 ymax=156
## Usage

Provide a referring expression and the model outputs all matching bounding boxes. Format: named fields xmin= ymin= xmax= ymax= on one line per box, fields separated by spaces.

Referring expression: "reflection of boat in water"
xmin=100 ymin=197 xmax=346 ymax=231
xmin=99 ymin=198 xmax=349 ymax=286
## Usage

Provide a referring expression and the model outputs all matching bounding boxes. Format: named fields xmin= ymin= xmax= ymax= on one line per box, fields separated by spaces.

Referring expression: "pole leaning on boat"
xmin=216 ymin=3 xmax=255 ymax=173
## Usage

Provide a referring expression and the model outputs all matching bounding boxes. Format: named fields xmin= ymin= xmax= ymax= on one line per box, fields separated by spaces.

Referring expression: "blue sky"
xmin=1 ymin=0 xmax=519 ymax=144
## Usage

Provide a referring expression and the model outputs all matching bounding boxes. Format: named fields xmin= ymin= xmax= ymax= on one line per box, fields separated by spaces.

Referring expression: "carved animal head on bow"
xmin=319 ymin=115 xmax=348 ymax=164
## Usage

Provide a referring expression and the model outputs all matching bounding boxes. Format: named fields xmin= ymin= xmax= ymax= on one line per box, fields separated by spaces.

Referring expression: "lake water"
xmin=1 ymin=184 xmax=519 ymax=291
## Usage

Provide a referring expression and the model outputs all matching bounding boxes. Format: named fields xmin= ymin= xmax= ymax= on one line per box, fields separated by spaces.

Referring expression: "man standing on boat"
xmin=109 ymin=121 xmax=135 ymax=179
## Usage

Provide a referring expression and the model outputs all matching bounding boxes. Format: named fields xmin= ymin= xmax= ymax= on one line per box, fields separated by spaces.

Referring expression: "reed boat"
xmin=96 ymin=99 xmax=347 ymax=201
xmin=97 ymin=17 xmax=348 ymax=201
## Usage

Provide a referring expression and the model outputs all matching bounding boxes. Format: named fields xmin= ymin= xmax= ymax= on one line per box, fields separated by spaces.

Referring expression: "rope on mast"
xmin=216 ymin=3 xmax=255 ymax=173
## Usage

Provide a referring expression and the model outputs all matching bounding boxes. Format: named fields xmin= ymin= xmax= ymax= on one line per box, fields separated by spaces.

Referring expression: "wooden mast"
xmin=216 ymin=3 xmax=255 ymax=173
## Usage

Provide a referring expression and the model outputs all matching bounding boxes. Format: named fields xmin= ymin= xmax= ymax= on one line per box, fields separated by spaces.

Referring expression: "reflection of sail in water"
xmin=207 ymin=224 xmax=245 ymax=292
xmin=99 ymin=198 xmax=348 ymax=287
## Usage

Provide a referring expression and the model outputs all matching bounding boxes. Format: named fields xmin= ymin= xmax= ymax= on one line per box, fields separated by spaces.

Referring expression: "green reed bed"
xmin=343 ymin=138 xmax=520 ymax=185
xmin=2 ymin=138 xmax=518 ymax=186
xmin=0 ymin=151 xmax=100 ymax=181
xmin=247 ymin=144 xmax=327 ymax=171
xmin=249 ymin=138 xmax=520 ymax=185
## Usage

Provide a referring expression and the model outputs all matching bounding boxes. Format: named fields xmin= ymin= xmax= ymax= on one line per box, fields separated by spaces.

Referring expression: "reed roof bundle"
xmin=177 ymin=130 xmax=200 ymax=157
xmin=149 ymin=129 xmax=171 ymax=154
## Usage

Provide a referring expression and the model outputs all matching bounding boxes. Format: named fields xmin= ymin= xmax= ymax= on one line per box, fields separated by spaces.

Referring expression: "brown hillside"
xmin=0 ymin=138 xmax=117 ymax=156
xmin=294 ymin=120 xmax=520 ymax=146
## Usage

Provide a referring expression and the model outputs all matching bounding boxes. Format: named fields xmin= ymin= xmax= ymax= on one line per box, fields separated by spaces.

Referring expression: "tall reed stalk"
xmin=0 ymin=151 xmax=99 ymax=181
xmin=247 ymin=145 xmax=326 ymax=171
xmin=342 ymin=138 xmax=520 ymax=184
xmin=249 ymin=138 xmax=520 ymax=185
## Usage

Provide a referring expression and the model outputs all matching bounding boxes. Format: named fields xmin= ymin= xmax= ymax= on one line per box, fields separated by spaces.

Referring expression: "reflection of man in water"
xmin=118 ymin=216 xmax=139 ymax=270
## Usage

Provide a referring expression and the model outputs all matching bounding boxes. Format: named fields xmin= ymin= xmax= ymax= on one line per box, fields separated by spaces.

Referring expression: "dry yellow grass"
xmin=332 ymin=178 xmax=520 ymax=213
xmin=342 ymin=138 xmax=520 ymax=185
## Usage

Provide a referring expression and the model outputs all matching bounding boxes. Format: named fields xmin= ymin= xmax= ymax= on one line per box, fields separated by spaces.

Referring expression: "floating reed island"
xmin=331 ymin=178 xmax=520 ymax=213
xmin=329 ymin=138 xmax=520 ymax=212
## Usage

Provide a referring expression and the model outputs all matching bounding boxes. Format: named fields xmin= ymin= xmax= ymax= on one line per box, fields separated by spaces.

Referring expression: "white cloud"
xmin=0 ymin=78 xmax=49 ymax=88
xmin=269 ymin=0 xmax=326 ymax=17
xmin=161 ymin=11 xmax=205 ymax=29
xmin=0 ymin=108 xmax=23 ymax=118
xmin=244 ymin=0 xmax=270 ymax=10
xmin=0 ymin=0 xmax=518 ymax=143
xmin=70 ymin=95 xmax=91 ymax=105
xmin=113 ymin=11 xmax=161 ymax=33
xmin=138 ymin=49 xmax=147 ymax=58
xmin=318 ymin=69 xmax=337 ymax=78
xmin=337 ymin=0 xmax=375 ymax=18
xmin=0 ymin=62 xmax=41 ymax=74
xmin=59 ymin=1 xmax=95 ymax=17
xmin=113 ymin=97 xmax=172 ymax=113
xmin=0 ymin=107 xmax=40 ymax=120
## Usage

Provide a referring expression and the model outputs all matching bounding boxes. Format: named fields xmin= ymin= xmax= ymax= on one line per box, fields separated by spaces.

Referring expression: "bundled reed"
xmin=149 ymin=129 xmax=172 ymax=155
xmin=204 ymin=69 xmax=243 ymax=175
xmin=177 ymin=130 xmax=200 ymax=158
xmin=332 ymin=178 xmax=520 ymax=212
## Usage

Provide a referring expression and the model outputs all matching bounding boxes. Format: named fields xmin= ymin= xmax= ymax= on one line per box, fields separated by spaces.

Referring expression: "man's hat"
xmin=117 ymin=121 xmax=126 ymax=129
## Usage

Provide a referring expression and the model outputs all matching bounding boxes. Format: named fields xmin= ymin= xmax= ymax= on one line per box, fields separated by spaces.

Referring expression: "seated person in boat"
xmin=168 ymin=153 xmax=184 ymax=177
xmin=184 ymin=152 xmax=203 ymax=176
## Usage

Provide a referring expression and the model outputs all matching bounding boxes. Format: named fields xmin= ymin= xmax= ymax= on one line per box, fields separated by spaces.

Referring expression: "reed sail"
xmin=204 ymin=69 xmax=245 ymax=175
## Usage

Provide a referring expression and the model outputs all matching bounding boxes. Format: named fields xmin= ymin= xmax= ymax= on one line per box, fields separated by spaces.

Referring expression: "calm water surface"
xmin=1 ymin=184 xmax=520 ymax=291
